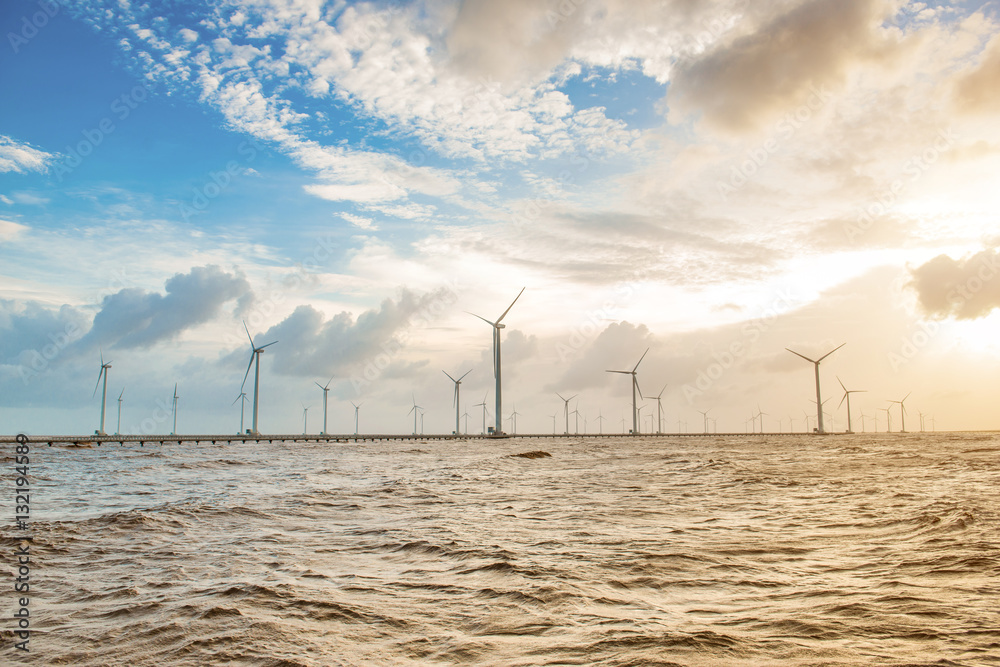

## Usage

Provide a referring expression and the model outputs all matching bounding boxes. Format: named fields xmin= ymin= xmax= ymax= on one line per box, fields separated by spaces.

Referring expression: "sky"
xmin=2 ymin=0 xmax=1000 ymax=436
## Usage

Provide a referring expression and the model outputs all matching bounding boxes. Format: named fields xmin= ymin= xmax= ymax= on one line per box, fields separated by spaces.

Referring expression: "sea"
xmin=3 ymin=432 xmax=999 ymax=666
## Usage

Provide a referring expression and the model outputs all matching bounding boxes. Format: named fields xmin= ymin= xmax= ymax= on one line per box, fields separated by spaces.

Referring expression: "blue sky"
xmin=3 ymin=0 xmax=1000 ymax=435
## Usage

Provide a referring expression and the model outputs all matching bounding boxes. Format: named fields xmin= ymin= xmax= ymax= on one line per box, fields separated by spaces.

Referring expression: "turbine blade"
xmin=606 ymin=369 xmax=630 ymax=374
xmin=259 ymin=340 xmax=278 ymax=350
xmin=243 ymin=320 xmax=254 ymax=347
xmin=457 ymin=369 xmax=472 ymax=382
xmin=556 ymin=392 xmax=566 ymax=401
xmin=635 ymin=376 xmax=643 ymax=400
xmin=93 ymin=366 xmax=104 ymax=397
xmin=837 ymin=376 xmax=847 ymax=392
xmin=817 ymin=342 xmax=846 ymax=363
xmin=241 ymin=353 xmax=254 ymax=391
xmin=443 ymin=370 xmax=457 ymax=383
xmin=785 ymin=348 xmax=817 ymax=363
xmin=838 ymin=393 xmax=847 ymax=410
xmin=632 ymin=347 xmax=650 ymax=372
xmin=495 ymin=287 xmax=525 ymax=324
xmin=315 ymin=382 xmax=325 ymax=389
xmin=902 ymin=392 xmax=911 ymax=402
xmin=118 ymin=387 xmax=125 ymax=400
xmin=466 ymin=311 xmax=496 ymax=327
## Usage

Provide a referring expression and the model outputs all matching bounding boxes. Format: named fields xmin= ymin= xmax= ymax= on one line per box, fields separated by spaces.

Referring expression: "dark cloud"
xmin=80 ymin=265 xmax=252 ymax=350
xmin=909 ymin=248 xmax=1000 ymax=319
xmin=0 ymin=300 xmax=88 ymax=363
xmin=669 ymin=0 xmax=892 ymax=132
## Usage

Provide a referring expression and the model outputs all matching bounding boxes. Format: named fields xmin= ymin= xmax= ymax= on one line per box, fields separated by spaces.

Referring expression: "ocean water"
xmin=4 ymin=432 xmax=1000 ymax=666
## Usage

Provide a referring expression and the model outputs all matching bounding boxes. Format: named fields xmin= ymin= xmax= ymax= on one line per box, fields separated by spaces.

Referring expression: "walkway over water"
xmin=1 ymin=431 xmax=817 ymax=446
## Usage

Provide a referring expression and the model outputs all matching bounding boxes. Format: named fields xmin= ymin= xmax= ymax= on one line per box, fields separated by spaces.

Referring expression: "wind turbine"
xmin=888 ymin=392 xmax=911 ymax=432
xmin=754 ymin=404 xmax=768 ymax=433
xmin=474 ymin=392 xmax=488 ymax=434
xmin=837 ymin=377 xmax=866 ymax=433
xmin=315 ymin=377 xmax=333 ymax=434
xmin=556 ymin=392 xmax=577 ymax=435
xmin=786 ymin=343 xmax=845 ymax=434
xmin=171 ymin=383 xmax=179 ymax=435
xmin=550 ymin=413 xmax=557 ymax=434
xmin=351 ymin=401 xmax=362 ymax=435
xmin=408 ymin=395 xmax=422 ymax=435
xmin=233 ymin=392 xmax=248 ymax=434
xmin=116 ymin=387 xmax=124 ymax=435
xmin=654 ymin=384 xmax=667 ymax=434
xmin=302 ymin=404 xmax=311 ymax=434
xmin=468 ymin=287 xmax=525 ymax=435
xmin=881 ymin=406 xmax=893 ymax=432
xmin=698 ymin=408 xmax=711 ymax=434
xmin=510 ymin=404 xmax=521 ymax=434
xmin=241 ymin=321 xmax=278 ymax=434
xmin=462 ymin=407 xmax=471 ymax=435
xmin=606 ymin=347 xmax=649 ymax=435
xmin=93 ymin=352 xmax=112 ymax=435
xmin=595 ymin=410 xmax=606 ymax=435
xmin=571 ymin=407 xmax=580 ymax=434
xmin=443 ymin=369 xmax=472 ymax=435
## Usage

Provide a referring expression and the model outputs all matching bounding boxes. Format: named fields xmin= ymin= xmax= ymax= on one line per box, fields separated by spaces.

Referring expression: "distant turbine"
xmin=350 ymin=401 xmax=362 ymax=435
xmin=462 ymin=407 xmax=471 ymax=435
xmin=837 ymin=376 xmax=867 ymax=433
xmin=652 ymin=384 xmax=668 ymax=434
xmin=315 ymin=377 xmax=334 ymax=434
xmin=550 ymin=413 xmax=557 ymax=434
xmin=880 ymin=406 xmax=893 ymax=432
xmin=443 ymin=369 xmax=473 ymax=435
xmin=556 ymin=392 xmax=577 ymax=435
xmin=93 ymin=351 xmax=112 ymax=435
xmin=888 ymin=392 xmax=911 ymax=433
xmin=606 ymin=347 xmax=649 ymax=435
xmin=171 ymin=383 xmax=179 ymax=435
xmin=510 ymin=404 xmax=521 ymax=434
xmin=595 ymin=410 xmax=606 ymax=435
xmin=571 ymin=407 xmax=580 ymax=435
xmin=241 ymin=321 xmax=278 ymax=435
xmin=474 ymin=392 xmax=489 ymax=435
xmin=754 ymin=404 xmax=768 ymax=433
xmin=116 ymin=387 xmax=124 ymax=435
xmin=233 ymin=392 xmax=248 ymax=434
xmin=698 ymin=408 xmax=712 ymax=434
xmin=302 ymin=404 xmax=311 ymax=434
xmin=468 ymin=287 xmax=525 ymax=435
xmin=786 ymin=343 xmax=845 ymax=434
xmin=408 ymin=395 xmax=423 ymax=435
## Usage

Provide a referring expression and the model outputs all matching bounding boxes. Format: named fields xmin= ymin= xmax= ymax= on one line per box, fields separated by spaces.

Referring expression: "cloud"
xmin=0 ymin=135 xmax=53 ymax=173
xmin=909 ymin=248 xmax=1000 ymax=320
xmin=0 ymin=219 xmax=27 ymax=240
xmin=245 ymin=286 xmax=461 ymax=378
xmin=668 ymin=0 xmax=894 ymax=132
xmin=79 ymin=265 xmax=252 ymax=350
xmin=953 ymin=32 xmax=1000 ymax=113
xmin=0 ymin=300 xmax=88 ymax=363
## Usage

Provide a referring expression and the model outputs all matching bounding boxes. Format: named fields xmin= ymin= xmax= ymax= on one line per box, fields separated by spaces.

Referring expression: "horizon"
xmin=3 ymin=0 xmax=1000 ymax=436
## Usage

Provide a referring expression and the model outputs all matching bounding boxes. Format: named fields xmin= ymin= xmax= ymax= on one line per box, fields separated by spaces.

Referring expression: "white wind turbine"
xmin=510 ymin=404 xmax=521 ymax=434
xmin=116 ymin=387 xmax=124 ymax=435
xmin=654 ymin=384 xmax=667 ymax=434
xmin=171 ymin=383 xmax=179 ymax=435
xmin=786 ymin=343 xmax=845 ymax=434
xmin=889 ymin=392 xmax=911 ymax=432
xmin=408 ymin=395 xmax=423 ymax=435
xmin=241 ymin=321 xmax=278 ymax=434
xmin=302 ymin=404 xmax=311 ymax=434
xmin=698 ymin=408 xmax=712 ymax=434
xmin=315 ymin=377 xmax=333 ymax=434
xmin=606 ymin=347 xmax=649 ymax=435
xmin=556 ymin=392 xmax=577 ymax=435
xmin=233 ymin=392 xmax=248 ymax=434
xmin=595 ymin=410 xmax=606 ymax=434
xmin=93 ymin=351 xmax=112 ymax=435
xmin=443 ymin=369 xmax=472 ymax=435
xmin=837 ymin=377 xmax=866 ymax=433
xmin=468 ymin=287 xmax=525 ymax=435
xmin=351 ymin=401 xmax=362 ymax=435
xmin=473 ymin=392 xmax=488 ymax=435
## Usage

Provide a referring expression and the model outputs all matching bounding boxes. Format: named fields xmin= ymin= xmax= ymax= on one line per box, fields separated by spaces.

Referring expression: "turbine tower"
xmin=302 ymin=404 xmax=311 ymax=434
xmin=606 ymin=347 xmax=649 ymax=435
xmin=443 ymin=369 xmax=472 ymax=435
xmin=315 ymin=377 xmax=333 ymax=434
xmin=351 ymin=401 xmax=362 ymax=435
xmin=837 ymin=377 xmax=867 ymax=433
xmin=698 ymin=408 xmax=711 ymax=434
xmin=171 ymin=383 xmax=179 ymax=435
xmin=468 ymin=287 xmax=525 ymax=435
xmin=556 ymin=392 xmax=577 ymax=435
xmin=889 ymin=392 xmax=911 ymax=432
xmin=474 ymin=392 xmax=488 ymax=435
xmin=241 ymin=321 xmax=278 ymax=435
xmin=116 ymin=387 xmax=124 ymax=435
xmin=93 ymin=352 xmax=112 ymax=435
xmin=654 ymin=384 xmax=667 ymax=434
xmin=408 ymin=395 xmax=422 ymax=435
xmin=786 ymin=343 xmax=845 ymax=434
xmin=233 ymin=392 xmax=248 ymax=434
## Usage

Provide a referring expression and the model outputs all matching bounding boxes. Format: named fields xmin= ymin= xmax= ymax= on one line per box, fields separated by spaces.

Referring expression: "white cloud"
xmin=0 ymin=136 xmax=53 ymax=174
xmin=0 ymin=219 xmax=27 ymax=240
